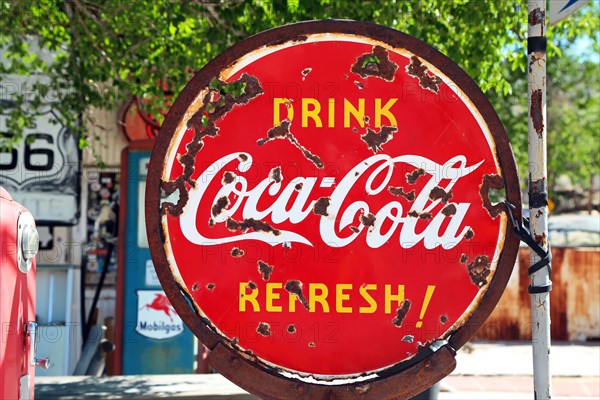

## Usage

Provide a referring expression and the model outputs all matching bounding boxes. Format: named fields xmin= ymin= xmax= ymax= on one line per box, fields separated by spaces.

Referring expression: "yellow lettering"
xmin=273 ymin=98 xmax=294 ymax=126
xmin=239 ymin=282 xmax=260 ymax=312
xmin=309 ymin=283 xmax=330 ymax=313
xmin=288 ymin=292 xmax=297 ymax=312
xmin=266 ymin=283 xmax=282 ymax=312
xmin=359 ymin=284 xmax=378 ymax=313
xmin=344 ymin=98 xmax=365 ymax=128
xmin=385 ymin=284 xmax=405 ymax=314
xmin=301 ymin=98 xmax=322 ymax=128
xmin=336 ymin=284 xmax=353 ymax=313
xmin=375 ymin=98 xmax=398 ymax=127
xmin=328 ymin=98 xmax=335 ymax=128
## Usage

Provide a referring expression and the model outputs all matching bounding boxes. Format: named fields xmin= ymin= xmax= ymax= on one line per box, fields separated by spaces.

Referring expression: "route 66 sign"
xmin=0 ymin=73 xmax=80 ymax=225
xmin=146 ymin=21 xmax=521 ymax=399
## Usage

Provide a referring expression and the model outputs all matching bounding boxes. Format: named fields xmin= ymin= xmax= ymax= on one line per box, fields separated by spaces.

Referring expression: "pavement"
xmin=439 ymin=341 xmax=600 ymax=399
xmin=35 ymin=341 xmax=600 ymax=400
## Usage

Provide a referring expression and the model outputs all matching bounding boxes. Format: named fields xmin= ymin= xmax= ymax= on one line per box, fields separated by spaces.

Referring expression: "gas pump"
xmin=114 ymin=141 xmax=195 ymax=374
xmin=0 ymin=186 xmax=48 ymax=399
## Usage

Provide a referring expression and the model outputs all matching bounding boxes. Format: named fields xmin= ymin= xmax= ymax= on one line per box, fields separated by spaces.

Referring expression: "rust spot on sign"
xmin=429 ymin=186 xmax=453 ymax=204
xmin=406 ymin=56 xmax=442 ymax=93
xmin=479 ymin=174 xmax=505 ymax=218
xmin=160 ymin=179 xmax=190 ymax=217
xmin=360 ymin=213 xmax=376 ymax=227
xmin=301 ymin=68 xmax=312 ymax=79
xmin=360 ymin=126 xmax=397 ymax=153
xmin=189 ymin=74 xmax=263 ymax=134
xmin=222 ymin=171 xmax=236 ymax=184
xmin=313 ymin=197 xmax=331 ymax=217
xmin=417 ymin=340 xmax=434 ymax=352
xmin=440 ymin=315 xmax=448 ymax=324
xmin=407 ymin=210 xmax=431 ymax=219
xmin=460 ymin=254 xmax=468 ymax=264
xmin=257 ymin=120 xmax=289 ymax=144
xmin=247 ymin=281 xmax=257 ymax=290
xmin=270 ymin=35 xmax=309 ymax=47
xmin=467 ymin=255 xmax=491 ymax=287
xmin=402 ymin=335 xmax=414 ymax=343
xmin=406 ymin=168 xmax=426 ymax=184
xmin=531 ymin=89 xmax=544 ymax=137
xmin=464 ymin=228 xmax=475 ymax=240
xmin=354 ymin=81 xmax=364 ymax=89
xmin=206 ymin=283 xmax=215 ymax=290
xmin=257 ymin=260 xmax=274 ymax=281
xmin=257 ymin=322 xmax=271 ymax=336
xmin=211 ymin=196 xmax=230 ymax=217
xmin=257 ymin=120 xmax=324 ymax=168
xmin=287 ymin=324 xmax=296 ymax=334
xmin=349 ymin=226 xmax=360 ymax=233
xmin=392 ymin=299 xmax=411 ymax=327
xmin=285 ymin=280 xmax=310 ymax=311
xmin=351 ymin=46 xmax=398 ymax=81
xmin=269 ymin=166 xmax=283 ymax=183
xmin=226 ymin=217 xmax=281 ymax=236
xmin=388 ymin=186 xmax=416 ymax=201
xmin=294 ymin=182 xmax=303 ymax=191
xmin=191 ymin=283 xmax=198 ymax=292
xmin=442 ymin=203 xmax=457 ymax=217
xmin=161 ymin=73 xmax=263 ymax=216
xmin=231 ymin=247 xmax=244 ymax=258
xmin=308 ymin=342 xmax=316 ymax=347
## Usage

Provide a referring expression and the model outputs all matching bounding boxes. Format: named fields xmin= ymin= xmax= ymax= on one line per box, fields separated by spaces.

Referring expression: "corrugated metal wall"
xmin=475 ymin=247 xmax=600 ymax=341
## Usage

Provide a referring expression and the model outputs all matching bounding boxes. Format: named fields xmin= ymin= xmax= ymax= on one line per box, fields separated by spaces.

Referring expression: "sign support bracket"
xmin=504 ymin=201 xmax=552 ymax=288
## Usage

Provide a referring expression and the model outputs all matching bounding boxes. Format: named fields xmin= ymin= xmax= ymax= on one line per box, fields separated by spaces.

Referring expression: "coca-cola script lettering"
xmin=182 ymin=153 xmax=483 ymax=250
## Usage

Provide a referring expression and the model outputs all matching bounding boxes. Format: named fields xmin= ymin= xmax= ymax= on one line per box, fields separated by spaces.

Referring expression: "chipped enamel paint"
xmin=148 ymin=23 xmax=518 ymax=384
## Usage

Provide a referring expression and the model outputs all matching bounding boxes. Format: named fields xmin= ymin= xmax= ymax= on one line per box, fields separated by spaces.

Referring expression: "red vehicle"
xmin=0 ymin=186 xmax=47 ymax=399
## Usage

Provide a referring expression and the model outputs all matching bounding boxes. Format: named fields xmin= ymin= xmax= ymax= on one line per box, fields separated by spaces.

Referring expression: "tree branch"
xmin=191 ymin=0 xmax=246 ymax=38
xmin=70 ymin=0 xmax=108 ymax=30
xmin=72 ymin=5 xmax=119 ymax=77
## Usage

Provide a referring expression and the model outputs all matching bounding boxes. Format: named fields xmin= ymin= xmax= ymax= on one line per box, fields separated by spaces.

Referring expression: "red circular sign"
xmin=147 ymin=21 xmax=520 ymax=386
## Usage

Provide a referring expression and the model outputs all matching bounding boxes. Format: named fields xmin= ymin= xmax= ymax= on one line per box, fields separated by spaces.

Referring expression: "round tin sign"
xmin=147 ymin=20 xmax=520 ymax=397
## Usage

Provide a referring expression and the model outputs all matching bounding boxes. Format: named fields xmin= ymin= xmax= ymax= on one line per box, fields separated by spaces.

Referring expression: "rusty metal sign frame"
xmin=146 ymin=20 xmax=521 ymax=399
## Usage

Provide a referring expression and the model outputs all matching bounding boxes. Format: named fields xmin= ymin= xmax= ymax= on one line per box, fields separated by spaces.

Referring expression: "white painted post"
xmin=527 ymin=1 xmax=552 ymax=399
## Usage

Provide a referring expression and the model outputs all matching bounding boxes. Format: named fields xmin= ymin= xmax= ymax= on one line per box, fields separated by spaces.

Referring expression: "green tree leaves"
xmin=1 ymin=0 xmax=598 ymax=186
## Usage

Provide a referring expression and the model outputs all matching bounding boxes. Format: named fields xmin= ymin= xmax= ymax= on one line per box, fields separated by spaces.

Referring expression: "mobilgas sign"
xmin=146 ymin=21 xmax=521 ymax=398
xmin=136 ymin=290 xmax=184 ymax=340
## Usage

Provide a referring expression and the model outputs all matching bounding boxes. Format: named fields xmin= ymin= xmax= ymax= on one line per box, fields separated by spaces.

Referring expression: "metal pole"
xmin=527 ymin=1 xmax=552 ymax=399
